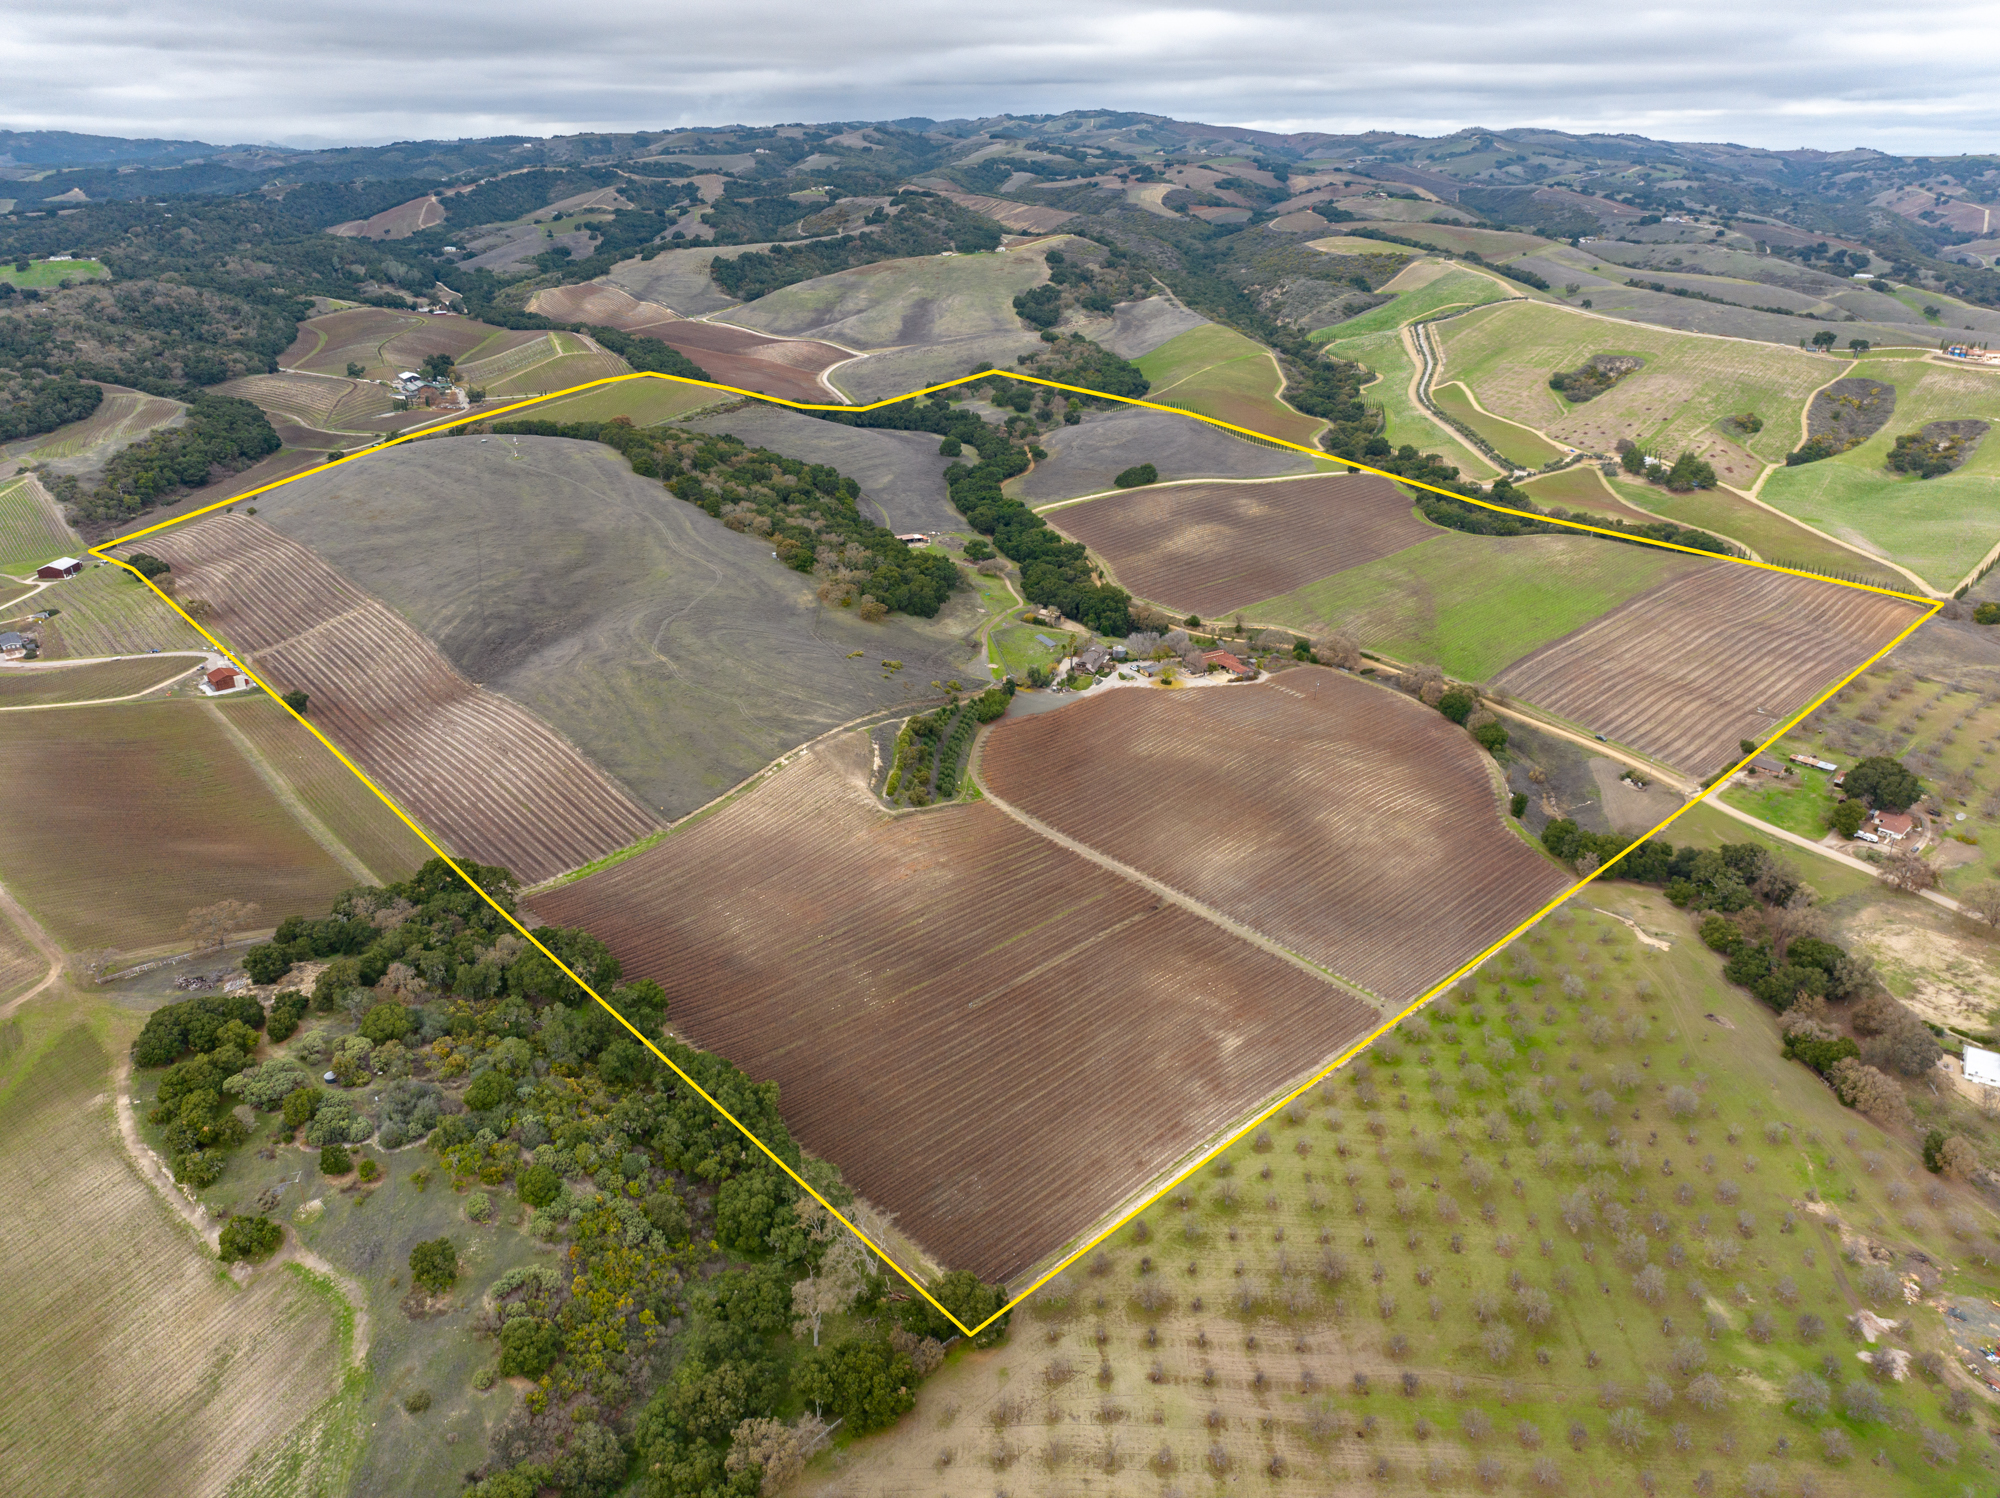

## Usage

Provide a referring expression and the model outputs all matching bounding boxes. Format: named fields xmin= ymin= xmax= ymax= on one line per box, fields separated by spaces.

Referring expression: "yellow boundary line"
xmin=88 ymin=365 xmax=1941 ymax=1337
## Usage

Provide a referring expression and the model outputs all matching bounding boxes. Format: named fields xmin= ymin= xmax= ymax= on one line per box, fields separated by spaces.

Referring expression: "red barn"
xmin=36 ymin=557 xmax=82 ymax=580
xmin=205 ymin=666 xmax=241 ymax=692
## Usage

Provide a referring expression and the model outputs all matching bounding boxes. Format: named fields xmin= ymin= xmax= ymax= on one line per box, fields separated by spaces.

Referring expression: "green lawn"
xmin=507 ymin=375 xmax=718 ymax=426
xmin=1431 ymin=381 xmax=1565 ymax=467
xmin=0 ymin=258 xmax=108 ymax=288
xmin=990 ymin=619 xmax=1072 ymax=679
xmin=1245 ymin=527 xmax=1701 ymax=681
xmin=1719 ymin=775 xmax=1838 ymax=839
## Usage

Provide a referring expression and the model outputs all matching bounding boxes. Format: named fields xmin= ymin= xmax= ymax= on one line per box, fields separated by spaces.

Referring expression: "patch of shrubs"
xmin=217 ymin=1214 xmax=283 ymax=1263
xmin=132 ymin=991 xmax=265 ymax=1067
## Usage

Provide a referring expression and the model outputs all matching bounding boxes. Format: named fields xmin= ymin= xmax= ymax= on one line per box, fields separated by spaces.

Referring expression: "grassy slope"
xmin=820 ymin=890 xmax=1990 ymax=1498
xmin=0 ymin=258 xmax=109 ymax=288
xmin=1245 ymin=528 xmax=1701 ymax=681
xmin=0 ymin=475 xmax=75 ymax=575
xmin=1596 ymin=473 xmax=1911 ymax=588
xmin=0 ymin=699 xmax=359 ymax=951
xmin=503 ymin=377 xmax=721 ymax=427
xmin=1756 ymin=357 xmax=2000 ymax=591
xmin=1437 ymin=300 xmax=1831 ymax=487
xmin=1136 ymin=324 xmax=1323 ymax=447
xmin=721 ymin=250 xmax=1043 ymax=348
xmin=0 ymin=993 xmax=348 ymax=1497
xmin=1308 ymin=267 xmax=1515 ymax=344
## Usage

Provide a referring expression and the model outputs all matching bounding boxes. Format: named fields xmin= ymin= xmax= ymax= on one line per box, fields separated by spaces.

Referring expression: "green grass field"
xmin=36 ymin=562 xmax=205 ymax=659
xmin=0 ymin=994 xmax=348 ymax=1496
xmin=1245 ymin=528 xmax=1702 ymax=681
xmin=1431 ymin=381 xmax=1566 ymax=467
xmin=1310 ymin=266 xmax=1515 ymax=344
xmin=1137 ymin=324 xmax=1324 ymax=447
xmin=1596 ymin=473 xmax=1911 ymax=587
xmin=990 ymin=618 xmax=1073 ymax=680
xmin=1517 ymin=465 xmax=1642 ymax=522
xmin=1755 ymin=357 xmax=2000 ymax=591
xmin=1333 ymin=329 xmax=1496 ymax=478
xmin=0 ymin=258 xmax=109 ymax=288
xmin=827 ymin=887 xmax=1992 ymax=1497
xmin=1719 ymin=774 xmax=1840 ymax=839
xmin=0 ymin=700 xmax=360 ymax=951
xmin=0 ymin=476 xmax=76 ymax=576
xmin=1438 ymin=300 xmax=1832 ymax=488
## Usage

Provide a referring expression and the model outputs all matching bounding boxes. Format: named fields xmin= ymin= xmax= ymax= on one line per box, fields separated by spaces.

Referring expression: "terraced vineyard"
xmin=1049 ymin=473 xmax=1431 ymax=617
xmin=532 ymin=732 xmax=1376 ymax=1283
xmin=37 ymin=563 xmax=205 ymax=659
xmin=0 ymin=476 xmax=76 ymax=576
xmin=219 ymin=373 xmax=396 ymax=431
xmin=128 ymin=515 xmax=659 ymax=883
xmin=981 ymin=668 xmax=1570 ymax=1002
xmin=1491 ymin=565 xmax=1927 ymax=775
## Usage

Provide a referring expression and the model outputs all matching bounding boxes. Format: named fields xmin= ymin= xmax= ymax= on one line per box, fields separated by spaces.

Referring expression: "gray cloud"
xmin=4 ymin=0 xmax=1997 ymax=154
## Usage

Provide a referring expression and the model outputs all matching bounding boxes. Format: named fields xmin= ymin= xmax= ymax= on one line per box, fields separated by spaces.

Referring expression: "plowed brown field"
xmin=1490 ymin=566 xmax=1926 ymax=776
xmin=531 ymin=732 xmax=1375 ymax=1283
xmin=530 ymin=281 xmax=850 ymax=402
xmin=1049 ymin=473 xmax=1432 ymax=617
xmin=981 ymin=668 xmax=1568 ymax=1003
xmin=129 ymin=515 xmax=658 ymax=882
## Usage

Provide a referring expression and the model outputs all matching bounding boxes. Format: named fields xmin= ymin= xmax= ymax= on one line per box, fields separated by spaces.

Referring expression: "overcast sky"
xmin=8 ymin=0 xmax=2000 ymax=157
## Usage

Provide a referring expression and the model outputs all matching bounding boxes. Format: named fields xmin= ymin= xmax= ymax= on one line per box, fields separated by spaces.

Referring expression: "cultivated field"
xmin=1050 ymin=473 xmax=1431 ymax=617
xmin=457 ymin=331 xmax=628 ymax=398
xmin=217 ymin=372 xmax=396 ymax=433
xmin=1348 ymin=222 xmax=1552 ymax=259
xmin=508 ymin=377 xmax=719 ymax=427
xmin=719 ymin=249 xmax=1049 ymax=400
xmin=819 ymin=891 xmax=1993 ymax=1498
xmin=530 ymin=281 xmax=848 ymax=403
xmin=213 ymin=696 xmax=435 ymax=886
xmin=327 ymin=192 xmax=443 ymax=238
xmin=1491 ymin=565 xmax=1926 ymax=775
xmin=282 ymin=308 xmax=546 ymax=384
xmin=0 ymin=699 xmax=360 ymax=950
xmin=1013 ymin=406 xmax=1318 ymax=504
xmin=938 ymin=190 xmax=1077 ymax=232
xmin=0 ymin=655 xmax=196 ymax=705
xmin=1757 ymin=357 xmax=2000 ymax=590
xmin=982 ymin=669 xmax=1569 ymax=1002
xmin=1247 ymin=530 xmax=1703 ymax=682
xmin=36 ymin=561 xmax=205 ymax=659
xmin=1436 ymin=300 xmax=1834 ymax=484
xmin=1430 ymin=382 xmax=1566 ymax=467
xmin=129 ymin=514 xmax=660 ymax=884
xmin=0 ymin=999 xmax=349 ymax=1497
xmin=1136 ymin=325 xmax=1325 ymax=447
xmin=532 ymin=732 xmax=1378 ymax=1283
xmin=0 ymin=387 xmax=185 ymax=476
xmin=0 ymin=475 xmax=77 ymax=575
xmin=241 ymin=436 xmax=989 ymax=820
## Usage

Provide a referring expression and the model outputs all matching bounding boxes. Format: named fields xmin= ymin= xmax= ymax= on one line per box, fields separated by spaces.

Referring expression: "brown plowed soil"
xmin=531 ymin=732 xmax=1376 ymax=1284
xmin=981 ymin=668 xmax=1568 ymax=1003
xmin=1491 ymin=566 xmax=1926 ymax=776
xmin=530 ymin=281 xmax=851 ymax=402
xmin=129 ymin=515 xmax=659 ymax=883
xmin=1048 ymin=472 xmax=1432 ymax=616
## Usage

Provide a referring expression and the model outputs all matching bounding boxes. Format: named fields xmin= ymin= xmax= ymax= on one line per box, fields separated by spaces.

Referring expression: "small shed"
xmin=1965 ymin=1045 xmax=2000 ymax=1089
xmin=205 ymin=665 xmax=242 ymax=692
xmin=37 ymin=557 xmax=82 ymax=580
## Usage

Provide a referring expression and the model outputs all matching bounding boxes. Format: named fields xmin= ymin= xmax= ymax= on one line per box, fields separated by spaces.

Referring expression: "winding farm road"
xmin=0 ymin=878 xmax=64 ymax=1019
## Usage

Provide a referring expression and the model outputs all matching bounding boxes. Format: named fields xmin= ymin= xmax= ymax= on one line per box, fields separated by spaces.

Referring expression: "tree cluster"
xmin=63 ymin=391 xmax=279 ymax=525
